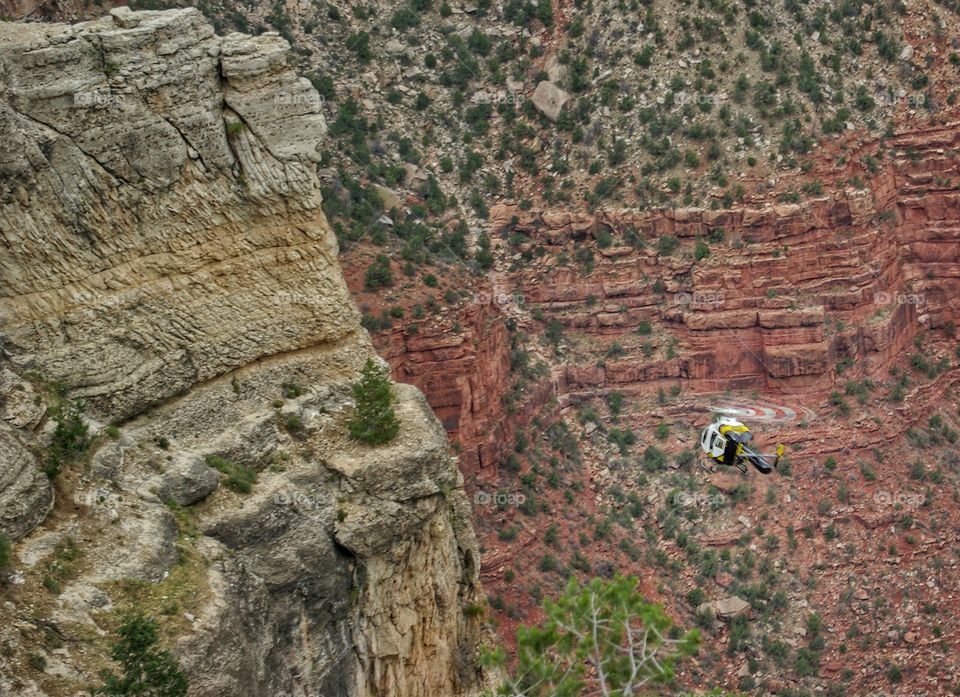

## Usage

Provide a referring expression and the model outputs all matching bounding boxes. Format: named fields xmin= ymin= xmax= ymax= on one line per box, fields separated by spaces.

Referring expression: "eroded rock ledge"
xmin=0 ymin=9 xmax=490 ymax=696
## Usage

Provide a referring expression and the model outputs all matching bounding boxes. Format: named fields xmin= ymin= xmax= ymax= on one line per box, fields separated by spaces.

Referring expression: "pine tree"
xmin=94 ymin=613 xmax=188 ymax=696
xmin=348 ymin=359 xmax=400 ymax=446
xmin=486 ymin=575 xmax=701 ymax=696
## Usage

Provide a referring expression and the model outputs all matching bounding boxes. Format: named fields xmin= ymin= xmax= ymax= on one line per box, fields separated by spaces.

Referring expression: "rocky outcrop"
xmin=697 ymin=596 xmax=751 ymax=622
xmin=0 ymin=9 xmax=491 ymax=697
xmin=0 ymin=8 xmax=351 ymax=424
xmin=0 ymin=370 xmax=51 ymax=542
xmin=0 ymin=427 xmax=51 ymax=542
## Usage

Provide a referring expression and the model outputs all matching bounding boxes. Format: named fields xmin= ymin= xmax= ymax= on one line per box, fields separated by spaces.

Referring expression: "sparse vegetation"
xmin=0 ymin=533 xmax=11 ymax=577
xmin=10 ymin=1 xmax=960 ymax=692
xmin=45 ymin=396 xmax=91 ymax=478
xmin=363 ymin=254 xmax=394 ymax=291
xmin=205 ymin=455 xmax=256 ymax=494
xmin=93 ymin=613 xmax=188 ymax=696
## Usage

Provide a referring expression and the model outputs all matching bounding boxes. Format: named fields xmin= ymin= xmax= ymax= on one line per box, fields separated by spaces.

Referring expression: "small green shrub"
xmin=463 ymin=602 xmax=485 ymax=618
xmin=205 ymin=455 xmax=256 ymax=494
xmin=346 ymin=31 xmax=372 ymax=60
xmin=642 ymin=445 xmax=667 ymax=471
xmin=686 ymin=587 xmax=705 ymax=607
xmin=364 ymin=254 xmax=394 ymax=291
xmin=281 ymin=382 xmax=303 ymax=399
xmin=607 ymin=428 xmax=637 ymax=455
xmin=0 ymin=533 xmax=10 ymax=574
xmin=45 ymin=398 xmax=90 ymax=478
xmin=657 ymin=235 xmax=680 ymax=256
xmin=93 ymin=613 xmax=188 ymax=696
xmin=538 ymin=553 xmax=559 ymax=572
xmin=499 ymin=525 xmax=518 ymax=541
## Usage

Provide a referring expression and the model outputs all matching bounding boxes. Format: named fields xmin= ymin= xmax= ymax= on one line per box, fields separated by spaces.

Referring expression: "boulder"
xmin=531 ymin=81 xmax=569 ymax=121
xmin=91 ymin=442 xmax=125 ymax=481
xmin=698 ymin=595 xmax=751 ymax=621
xmin=373 ymin=184 xmax=404 ymax=212
xmin=544 ymin=54 xmax=568 ymax=83
xmin=156 ymin=453 xmax=221 ymax=506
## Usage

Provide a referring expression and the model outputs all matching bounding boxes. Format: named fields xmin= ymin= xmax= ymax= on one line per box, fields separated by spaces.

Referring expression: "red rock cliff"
xmin=491 ymin=122 xmax=960 ymax=398
xmin=375 ymin=299 xmax=512 ymax=475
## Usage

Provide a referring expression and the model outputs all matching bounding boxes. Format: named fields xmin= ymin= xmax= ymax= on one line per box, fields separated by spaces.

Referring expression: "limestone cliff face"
xmin=1 ymin=7 xmax=346 ymax=423
xmin=0 ymin=9 xmax=490 ymax=696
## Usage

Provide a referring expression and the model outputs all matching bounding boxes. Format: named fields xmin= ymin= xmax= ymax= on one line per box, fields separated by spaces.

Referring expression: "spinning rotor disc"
xmin=705 ymin=397 xmax=815 ymax=424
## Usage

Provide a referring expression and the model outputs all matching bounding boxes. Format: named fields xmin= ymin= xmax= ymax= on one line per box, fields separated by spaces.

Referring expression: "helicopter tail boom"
xmin=741 ymin=443 xmax=785 ymax=474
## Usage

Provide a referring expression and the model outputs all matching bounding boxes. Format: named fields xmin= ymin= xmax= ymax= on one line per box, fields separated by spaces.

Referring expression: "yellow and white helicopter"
xmin=699 ymin=416 xmax=784 ymax=474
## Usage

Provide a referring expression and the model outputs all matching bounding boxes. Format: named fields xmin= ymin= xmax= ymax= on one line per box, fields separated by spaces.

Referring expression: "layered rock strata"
xmin=0 ymin=9 xmax=490 ymax=696
xmin=491 ymin=125 xmax=960 ymax=397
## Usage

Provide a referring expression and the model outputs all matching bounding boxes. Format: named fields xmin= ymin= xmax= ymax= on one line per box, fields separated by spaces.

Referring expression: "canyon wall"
xmin=490 ymin=125 xmax=960 ymax=399
xmin=375 ymin=300 xmax=512 ymax=475
xmin=363 ymin=126 xmax=960 ymax=481
xmin=360 ymin=126 xmax=960 ymax=481
xmin=0 ymin=9 xmax=491 ymax=696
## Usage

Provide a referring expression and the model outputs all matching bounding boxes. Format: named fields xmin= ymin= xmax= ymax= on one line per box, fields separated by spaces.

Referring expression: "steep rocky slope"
xmin=126 ymin=0 xmax=960 ymax=211
xmin=55 ymin=0 xmax=958 ymax=487
xmin=495 ymin=121 xmax=960 ymax=397
xmin=63 ymin=0 xmax=958 ymax=489
xmin=464 ymin=121 xmax=960 ymax=694
xmin=0 ymin=9 xmax=491 ymax=696
xmin=342 ymin=118 xmax=960 ymax=485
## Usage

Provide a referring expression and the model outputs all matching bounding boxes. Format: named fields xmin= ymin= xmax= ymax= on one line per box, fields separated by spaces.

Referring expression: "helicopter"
xmin=699 ymin=416 xmax=785 ymax=474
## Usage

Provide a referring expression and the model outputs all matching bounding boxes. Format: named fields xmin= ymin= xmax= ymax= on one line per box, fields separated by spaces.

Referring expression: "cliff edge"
xmin=0 ymin=8 xmax=490 ymax=696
